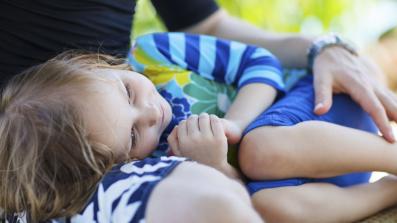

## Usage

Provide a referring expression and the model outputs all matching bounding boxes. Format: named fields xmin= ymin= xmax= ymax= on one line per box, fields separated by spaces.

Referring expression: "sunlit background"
xmin=133 ymin=0 xmax=397 ymax=47
xmin=133 ymin=0 xmax=397 ymax=182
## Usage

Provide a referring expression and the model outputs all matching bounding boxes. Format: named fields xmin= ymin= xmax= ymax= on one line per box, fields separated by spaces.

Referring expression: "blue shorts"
xmin=244 ymin=75 xmax=377 ymax=195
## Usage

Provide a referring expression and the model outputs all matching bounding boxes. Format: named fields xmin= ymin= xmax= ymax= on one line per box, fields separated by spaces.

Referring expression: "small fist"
xmin=167 ymin=113 xmax=228 ymax=167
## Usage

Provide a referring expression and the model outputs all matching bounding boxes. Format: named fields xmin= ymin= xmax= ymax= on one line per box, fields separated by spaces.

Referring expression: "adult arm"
xmin=183 ymin=9 xmax=397 ymax=142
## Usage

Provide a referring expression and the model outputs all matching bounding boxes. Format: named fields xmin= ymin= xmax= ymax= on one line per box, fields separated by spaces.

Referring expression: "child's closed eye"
xmin=125 ymin=84 xmax=134 ymax=104
xmin=130 ymin=126 xmax=137 ymax=149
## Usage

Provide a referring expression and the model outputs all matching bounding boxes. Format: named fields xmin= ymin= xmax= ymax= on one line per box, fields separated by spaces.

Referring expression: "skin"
xmin=108 ymin=7 xmax=397 ymax=221
xmin=167 ymin=83 xmax=278 ymax=181
xmin=239 ymin=121 xmax=397 ymax=180
xmin=238 ymin=121 xmax=397 ymax=222
xmin=146 ymin=162 xmax=263 ymax=223
xmin=78 ymin=68 xmax=264 ymax=222
xmin=179 ymin=8 xmax=397 ymax=221
xmin=79 ymin=67 xmax=278 ymax=170
xmin=168 ymin=113 xmax=243 ymax=181
xmin=183 ymin=8 xmax=397 ymax=143
xmin=75 ymin=62 xmax=397 ymax=222
xmin=80 ymin=68 xmax=173 ymax=161
xmin=252 ymin=176 xmax=397 ymax=223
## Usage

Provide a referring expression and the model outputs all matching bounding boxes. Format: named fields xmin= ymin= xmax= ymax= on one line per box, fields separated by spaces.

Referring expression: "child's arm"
xmin=130 ymin=33 xmax=284 ymax=91
xmin=223 ymin=83 xmax=277 ymax=143
xmin=131 ymin=32 xmax=285 ymax=140
xmin=167 ymin=113 xmax=243 ymax=182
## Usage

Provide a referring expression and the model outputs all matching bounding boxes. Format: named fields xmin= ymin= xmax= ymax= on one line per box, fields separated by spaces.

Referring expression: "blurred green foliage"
xmin=217 ymin=0 xmax=353 ymax=32
xmin=132 ymin=0 xmax=381 ymax=40
xmin=132 ymin=0 xmax=166 ymax=38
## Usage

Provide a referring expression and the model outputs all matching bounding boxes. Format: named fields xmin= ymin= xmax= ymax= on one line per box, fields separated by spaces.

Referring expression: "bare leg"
xmin=252 ymin=176 xmax=397 ymax=223
xmin=146 ymin=162 xmax=263 ymax=223
xmin=239 ymin=121 xmax=397 ymax=180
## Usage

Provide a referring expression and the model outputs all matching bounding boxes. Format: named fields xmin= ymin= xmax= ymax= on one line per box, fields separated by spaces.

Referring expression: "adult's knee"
xmin=197 ymin=189 xmax=263 ymax=223
xmin=252 ymin=190 xmax=310 ymax=223
xmin=252 ymin=183 xmax=350 ymax=223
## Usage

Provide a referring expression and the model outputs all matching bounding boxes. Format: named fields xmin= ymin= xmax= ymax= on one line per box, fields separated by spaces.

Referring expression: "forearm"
xmin=184 ymin=10 xmax=314 ymax=68
xmin=224 ymin=83 xmax=277 ymax=131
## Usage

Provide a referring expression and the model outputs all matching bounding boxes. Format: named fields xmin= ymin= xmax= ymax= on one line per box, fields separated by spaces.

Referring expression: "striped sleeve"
xmin=129 ymin=32 xmax=285 ymax=92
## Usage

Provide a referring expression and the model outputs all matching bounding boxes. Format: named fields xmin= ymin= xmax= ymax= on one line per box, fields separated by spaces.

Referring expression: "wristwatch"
xmin=307 ymin=33 xmax=358 ymax=72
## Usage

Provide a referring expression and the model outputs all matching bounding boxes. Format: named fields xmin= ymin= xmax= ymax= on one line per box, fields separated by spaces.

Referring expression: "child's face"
xmin=81 ymin=68 xmax=172 ymax=161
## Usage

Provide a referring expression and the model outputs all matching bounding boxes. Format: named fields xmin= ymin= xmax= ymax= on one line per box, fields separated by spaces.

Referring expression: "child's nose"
xmin=142 ymin=102 xmax=159 ymax=127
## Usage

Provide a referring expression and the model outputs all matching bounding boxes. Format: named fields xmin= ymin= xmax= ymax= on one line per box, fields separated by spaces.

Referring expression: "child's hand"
xmin=167 ymin=113 xmax=228 ymax=168
xmin=221 ymin=119 xmax=243 ymax=145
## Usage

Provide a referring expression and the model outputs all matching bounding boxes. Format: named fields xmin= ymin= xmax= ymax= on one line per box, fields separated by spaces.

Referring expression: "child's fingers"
xmin=198 ymin=113 xmax=211 ymax=133
xmin=167 ymin=127 xmax=181 ymax=156
xmin=177 ymin=120 xmax=188 ymax=144
xmin=210 ymin=114 xmax=225 ymax=137
xmin=186 ymin=114 xmax=199 ymax=136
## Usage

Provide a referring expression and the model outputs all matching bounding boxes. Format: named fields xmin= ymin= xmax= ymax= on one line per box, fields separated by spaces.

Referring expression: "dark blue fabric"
xmin=0 ymin=0 xmax=219 ymax=84
xmin=244 ymin=75 xmax=376 ymax=194
xmin=54 ymin=157 xmax=186 ymax=222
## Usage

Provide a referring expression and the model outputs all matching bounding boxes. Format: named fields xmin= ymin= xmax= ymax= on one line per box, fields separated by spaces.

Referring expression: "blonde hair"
xmin=0 ymin=52 xmax=131 ymax=222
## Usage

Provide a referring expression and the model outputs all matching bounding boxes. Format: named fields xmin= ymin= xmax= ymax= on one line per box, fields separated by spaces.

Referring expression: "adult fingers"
xmin=377 ymin=90 xmax=397 ymax=141
xmin=313 ymin=68 xmax=333 ymax=115
xmin=352 ymin=85 xmax=394 ymax=142
xmin=378 ymin=90 xmax=397 ymax=120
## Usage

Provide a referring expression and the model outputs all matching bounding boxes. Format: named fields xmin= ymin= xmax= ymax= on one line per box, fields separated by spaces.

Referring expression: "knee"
xmin=239 ymin=127 xmax=292 ymax=180
xmin=252 ymin=192 xmax=310 ymax=223
xmin=197 ymin=190 xmax=263 ymax=223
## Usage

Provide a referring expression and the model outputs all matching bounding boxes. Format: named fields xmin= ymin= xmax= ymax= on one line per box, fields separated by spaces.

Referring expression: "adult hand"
xmin=313 ymin=46 xmax=397 ymax=142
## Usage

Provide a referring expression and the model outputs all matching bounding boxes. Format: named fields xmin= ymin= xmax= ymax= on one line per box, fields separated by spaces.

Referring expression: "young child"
xmin=127 ymin=32 xmax=285 ymax=177
xmin=0 ymin=32 xmax=284 ymax=222
xmin=1 ymin=32 xmax=397 ymax=223
xmin=129 ymin=33 xmax=397 ymax=222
